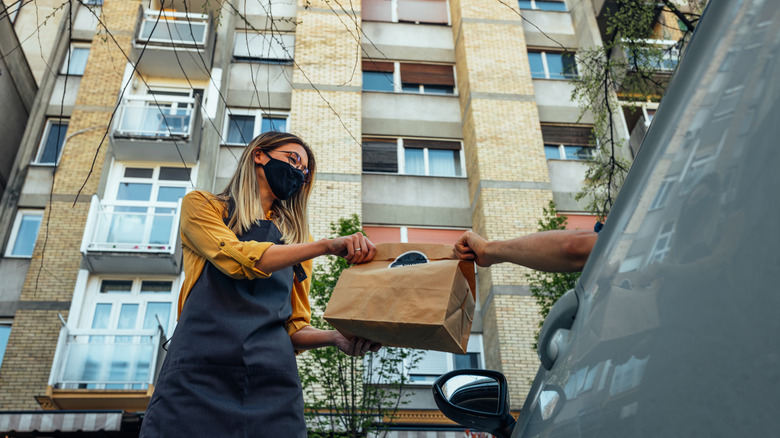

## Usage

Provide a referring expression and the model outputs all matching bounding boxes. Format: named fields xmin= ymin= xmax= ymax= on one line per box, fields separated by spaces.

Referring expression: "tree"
xmin=572 ymin=0 xmax=706 ymax=219
xmin=298 ymin=215 xmax=424 ymax=437
xmin=525 ymin=201 xmax=581 ymax=350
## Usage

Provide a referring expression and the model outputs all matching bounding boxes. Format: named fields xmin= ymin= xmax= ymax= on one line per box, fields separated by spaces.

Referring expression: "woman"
xmin=140 ymin=131 xmax=381 ymax=437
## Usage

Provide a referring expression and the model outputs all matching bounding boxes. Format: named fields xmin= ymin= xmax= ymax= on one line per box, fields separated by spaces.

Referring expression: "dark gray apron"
xmin=141 ymin=220 xmax=306 ymax=437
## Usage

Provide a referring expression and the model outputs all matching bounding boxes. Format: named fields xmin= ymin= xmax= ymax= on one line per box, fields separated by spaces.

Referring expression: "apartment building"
xmin=0 ymin=0 xmax=629 ymax=434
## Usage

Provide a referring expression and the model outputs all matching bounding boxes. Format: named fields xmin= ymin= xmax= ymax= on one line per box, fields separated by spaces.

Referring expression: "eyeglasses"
xmin=267 ymin=150 xmax=310 ymax=181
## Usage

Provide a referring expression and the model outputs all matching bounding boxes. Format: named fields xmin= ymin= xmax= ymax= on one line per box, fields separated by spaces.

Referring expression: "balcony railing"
xmin=115 ymin=95 xmax=196 ymax=139
xmin=49 ymin=325 xmax=167 ymax=391
xmin=131 ymin=6 xmax=215 ymax=80
xmin=82 ymin=195 xmax=182 ymax=253
xmin=81 ymin=195 xmax=183 ymax=274
xmin=111 ymin=95 xmax=202 ymax=163
xmin=136 ymin=9 xmax=209 ymax=48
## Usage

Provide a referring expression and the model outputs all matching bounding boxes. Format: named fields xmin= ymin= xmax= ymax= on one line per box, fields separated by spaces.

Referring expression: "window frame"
xmin=362 ymin=61 xmax=457 ymax=95
xmin=362 ymin=137 xmax=466 ymax=177
xmin=406 ymin=334 xmax=484 ymax=385
xmin=61 ymin=274 xmax=180 ymax=390
xmin=104 ymin=162 xmax=194 ymax=205
xmin=222 ymin=109 xmax=290 ymax=146
xmin=33 ymin=118 xmax=69 ymax=166
xmin=95 ymin=162 xmax=194 ymax=252
xmin=60 ymin=43 xmax=91 ymax=76
xmin=518 ymin=0 xmax=567 ymax=11
xmin=362 ymin=0 xmax=451 ymax=25
xmin=0 ymin=319 xmax=11 ymax=370
xmin=4 ymin=209 xmax=44 ymax=258
xmin=623 ymin=38 xmax=680 ymax=73
xmin=541 ymin=124 xmax=595 ymax=161
xmin=232 ymin=31 xmax=295 ymax=64
xmin=79 ymin=276 xmax=179 ymax=338
xmin=528 ymin=49 xmax=578 ymax=80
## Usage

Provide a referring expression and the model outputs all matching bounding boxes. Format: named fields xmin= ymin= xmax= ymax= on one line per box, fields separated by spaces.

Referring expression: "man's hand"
xmin=453 ymin=231 xmax=493 ymax=267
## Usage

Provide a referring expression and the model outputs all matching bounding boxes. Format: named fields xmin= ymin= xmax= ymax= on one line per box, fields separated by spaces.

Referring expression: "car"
xmin=432 ymin=0 xmax=780 ymax=436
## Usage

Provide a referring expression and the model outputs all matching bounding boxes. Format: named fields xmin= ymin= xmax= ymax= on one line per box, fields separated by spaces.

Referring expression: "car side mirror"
xmin=432 ymin=369 xmax=516 ymax=438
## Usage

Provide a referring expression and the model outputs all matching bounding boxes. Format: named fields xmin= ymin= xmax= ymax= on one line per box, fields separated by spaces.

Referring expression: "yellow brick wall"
xmin=0 ymin=311 xmax=67 ymax=410
xmin=0 ymin=0 xmax=142 ymax=410
xmin=291 ymin=3 xmax=363 ymax=238
xmin=452 ymin=0 xmax=552 ymax=406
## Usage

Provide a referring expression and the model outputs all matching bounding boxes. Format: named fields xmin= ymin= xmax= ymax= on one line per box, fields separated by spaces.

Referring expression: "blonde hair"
xmin=218 ymin=131 xmax=316 ymax=244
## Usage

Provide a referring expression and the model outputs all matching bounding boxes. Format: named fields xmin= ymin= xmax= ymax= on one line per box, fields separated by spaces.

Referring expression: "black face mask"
xmin=260 ymin=151 xmax=305 ymax=201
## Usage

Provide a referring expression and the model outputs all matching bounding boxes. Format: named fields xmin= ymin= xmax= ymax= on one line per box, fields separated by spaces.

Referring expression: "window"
xmin=362 ymin=137 xmax=464 ymax=176
xmin=528 ymin=50 xmax=577 ymax=79
xmin=233 ymin=32 xmax=294 ymax=63
xmin=60 ymin=44 xmax=90 ymax=76
xmin=363 ymin=0 xmax=448 ymax=24
xmin=541 ymin=124 xmax=594 ymax=160
xmin=34 ymin=119 xmax=68 ymax=165
xmin=5 ymin=210 xmax=43 ymax=258
xmin=363 ymin=61 xmax=456 ymax=94
xmin=408 ymin=335 xmax=484 ymax=383
xmin=648 ymin=221 xmax=675 ymax=264
xmin=224 ymin=110 xmax=288 ymax=145
xmin=624 ymin=40 xmax=679 ymax=72
xmin=62 ymin=277 xmax=177 ymax=389
xmin=649 ymin=177 xmax=675 ymax=210
xmin=83 ymin=0 xmax=104 ymax=5
xmin=0 ymin=321 xmax=10 ymax=370
xmin=91 ymin=165 xmax=191 ymax=251
xmin=362 ymin=62 xmax=395 ymax=92
xmin=518 ymin=0 xmax=567 ymax=11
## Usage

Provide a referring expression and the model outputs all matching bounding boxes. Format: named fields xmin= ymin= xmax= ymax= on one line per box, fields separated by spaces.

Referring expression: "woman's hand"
xmin=327 ymin=232 xmax=377 ymax=264
xmin=333 ymin=332 xmax=382 ymax=357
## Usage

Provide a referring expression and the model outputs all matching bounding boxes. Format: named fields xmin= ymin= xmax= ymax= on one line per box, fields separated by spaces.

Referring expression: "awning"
xmin=0 ymin=410 xmax=123 ymax=433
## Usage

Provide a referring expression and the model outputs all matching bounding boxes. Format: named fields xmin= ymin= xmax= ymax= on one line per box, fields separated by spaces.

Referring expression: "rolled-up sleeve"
xmin=286 ymin=256 xmax=313 ymax=337
xmin=180 ymin=191 xmax=273 ymax=280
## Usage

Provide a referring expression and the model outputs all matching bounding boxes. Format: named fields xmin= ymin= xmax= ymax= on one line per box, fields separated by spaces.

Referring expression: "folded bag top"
xmin=324 ymin=243 xmax=476 ymax=354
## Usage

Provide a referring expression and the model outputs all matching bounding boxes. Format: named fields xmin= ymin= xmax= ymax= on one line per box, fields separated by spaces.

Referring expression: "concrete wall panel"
xmin=361 ymin=22 xmax=455 ymax=63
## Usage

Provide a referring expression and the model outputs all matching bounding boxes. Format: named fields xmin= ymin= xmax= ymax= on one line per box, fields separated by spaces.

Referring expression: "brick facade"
xmin=452 ymin=0 xmax=552 ymax=405
xmin=0 ymin=0 xmax=142 ymax=410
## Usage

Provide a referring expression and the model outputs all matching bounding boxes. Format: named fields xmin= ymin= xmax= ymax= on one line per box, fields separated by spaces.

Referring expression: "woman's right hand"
xmin=328 ymin=232 xmax=376 ymax=264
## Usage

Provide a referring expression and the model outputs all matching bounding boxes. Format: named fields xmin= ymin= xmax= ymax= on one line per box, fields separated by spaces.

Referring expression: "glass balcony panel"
xmin=138 ymin=13 xmax=207 ymax=46
xmin=117 ymin=105 xmax=192 ymax=137
xmin=91 ymin=205 xmax=178 ymax=252
xmin=59 ymin=334 xmax=157 ymax=389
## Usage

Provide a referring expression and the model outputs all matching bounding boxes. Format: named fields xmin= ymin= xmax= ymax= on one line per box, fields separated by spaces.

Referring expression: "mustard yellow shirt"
xmin=178 ymin=190 xmax=312 ymax=336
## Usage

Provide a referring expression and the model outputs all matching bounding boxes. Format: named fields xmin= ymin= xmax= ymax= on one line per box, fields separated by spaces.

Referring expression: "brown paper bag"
xmin=323 ymin=243 xmax=477 ymax=354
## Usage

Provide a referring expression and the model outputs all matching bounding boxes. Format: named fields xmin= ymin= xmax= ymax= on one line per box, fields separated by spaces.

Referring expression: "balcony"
xmin=362 ymin=92 xmax=461 ymax=138
xmin=132 ymin=8 xmax=215 ymax=80
xmin=111 ymin=94 xmax=202 ymax=164
xmin=41 ymin=325 xmax=167 ymax=411
xmin=362 ymin=174 xmax=470 ymax=227
xmin=80 ymin=195 xmax=183 ymax=275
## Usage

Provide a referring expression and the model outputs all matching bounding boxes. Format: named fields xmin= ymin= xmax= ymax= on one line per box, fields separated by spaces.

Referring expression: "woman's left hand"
xmin=333 ymin=332 xmax=382 ymax=357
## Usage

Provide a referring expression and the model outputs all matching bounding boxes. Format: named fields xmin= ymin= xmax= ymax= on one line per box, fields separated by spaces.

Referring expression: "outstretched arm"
xmin=290 ymin=326 xmax=382 ymax=357
xmin=453 ymin=230 xmax=598 ymax=272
